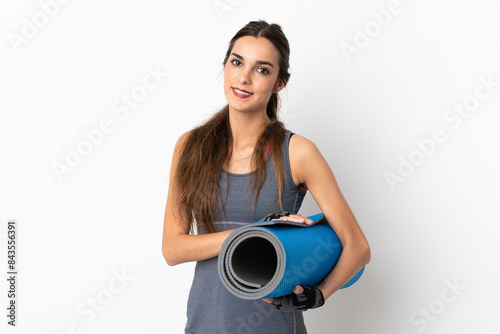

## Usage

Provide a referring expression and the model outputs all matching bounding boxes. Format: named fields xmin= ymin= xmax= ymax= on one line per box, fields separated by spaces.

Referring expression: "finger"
xmin=293 ymin=285 xmax=304 ymax=294
xmin=277 ymin=215 xmax=305 ymax=222
xmin=291 ymin=217 xmax=314 ymax=225
xmin=262 ymin=298 xmax=273 ymax=303
xmin=274 ymin=215 xmax=313 ymax=225
xmin=287 ymin=214 xmax=314 ymax=225
xmin=288 ymin=214 xmax=312 ymax=222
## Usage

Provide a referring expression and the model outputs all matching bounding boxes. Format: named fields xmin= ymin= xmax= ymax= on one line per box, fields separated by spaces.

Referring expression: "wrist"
xmin=317 ymin=284 xmax=335 ymax=301
xmin=318 ymin=286 xmax=328 ymax=301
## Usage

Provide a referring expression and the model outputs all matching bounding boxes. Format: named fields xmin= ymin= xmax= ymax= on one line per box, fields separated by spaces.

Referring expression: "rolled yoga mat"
xmin=218 ymin=213 xmax=365 ymax=300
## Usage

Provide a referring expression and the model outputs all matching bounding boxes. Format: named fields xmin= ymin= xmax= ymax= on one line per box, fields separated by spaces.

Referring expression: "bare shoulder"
xmin=289 ymin=133 xmax=321 ymax=159
xmin=289 ymin=133 xmax=323 ymax=187
xmin=173 ymin=130 xmax=194 ymax=155
xmin=176 ymin=130 xmax=193 ymax=147
xmin=169 ymin=130 xmax=194 ymax=171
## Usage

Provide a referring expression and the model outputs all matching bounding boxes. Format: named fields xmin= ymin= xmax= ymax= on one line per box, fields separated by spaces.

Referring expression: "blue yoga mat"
xmin=218 ymin=213 xmax=365 ymax=300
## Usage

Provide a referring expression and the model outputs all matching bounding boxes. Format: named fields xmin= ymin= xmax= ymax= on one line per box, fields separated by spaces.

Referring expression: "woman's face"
xmin=223 ymin=36 xmax=285 ymax=116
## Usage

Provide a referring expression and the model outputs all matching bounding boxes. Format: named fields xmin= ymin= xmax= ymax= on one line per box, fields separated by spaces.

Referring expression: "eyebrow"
xmin=231 ymin=52 xmax=274 ymax=68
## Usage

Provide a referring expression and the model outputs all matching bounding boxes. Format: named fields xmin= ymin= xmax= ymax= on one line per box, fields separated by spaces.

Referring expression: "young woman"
xmin=162 ymin=20 xmax=371 ymax=334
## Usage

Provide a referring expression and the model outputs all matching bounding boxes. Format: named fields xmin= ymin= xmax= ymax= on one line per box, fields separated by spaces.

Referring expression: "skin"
xmin=162 ymin=35 xmax=371 ymax=305
xmin=222 ymin=35 xmax=286 ymax=171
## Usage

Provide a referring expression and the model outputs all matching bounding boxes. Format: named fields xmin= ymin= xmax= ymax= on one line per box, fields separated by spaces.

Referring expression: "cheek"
xmin=224 ymin=64 xmax=237 ymax=79
xmin=223 ymin=66 xmax=230 ymax=83
xmin=256 ymin=78 xmax=277 ymax=96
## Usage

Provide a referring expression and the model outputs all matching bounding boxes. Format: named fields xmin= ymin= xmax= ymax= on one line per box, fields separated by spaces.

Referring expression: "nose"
xmin=238 ymin=67 xmax=251 ymax=85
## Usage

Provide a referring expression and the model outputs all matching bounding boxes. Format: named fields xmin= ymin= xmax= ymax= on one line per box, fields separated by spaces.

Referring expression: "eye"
xmin=231 ymin=59 xmax=241 ymax=66
xmin=257 ymin=68 xmax=269 ymax=75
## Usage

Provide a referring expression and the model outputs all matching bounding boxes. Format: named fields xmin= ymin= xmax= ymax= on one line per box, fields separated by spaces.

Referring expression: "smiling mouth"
xmin=232 ymin=87 xmax=253 ymax=97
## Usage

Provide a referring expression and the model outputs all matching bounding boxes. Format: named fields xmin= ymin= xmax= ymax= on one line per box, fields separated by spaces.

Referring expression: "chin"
xmin=228 ymin=103 xmax=248 ymax=112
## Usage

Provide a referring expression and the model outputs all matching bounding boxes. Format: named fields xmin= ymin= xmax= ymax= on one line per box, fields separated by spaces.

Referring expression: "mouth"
xmin=232 ymin=87 xmax=253 ymax=99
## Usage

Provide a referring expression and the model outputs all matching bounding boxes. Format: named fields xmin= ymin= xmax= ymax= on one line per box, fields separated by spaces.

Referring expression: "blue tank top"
xmin=185 ymin=130 xmax=308 ymax=334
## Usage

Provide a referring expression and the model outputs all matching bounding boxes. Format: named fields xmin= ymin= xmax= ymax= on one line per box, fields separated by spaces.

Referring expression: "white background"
xmin=1 ymin=0 xmax=499 ymax=333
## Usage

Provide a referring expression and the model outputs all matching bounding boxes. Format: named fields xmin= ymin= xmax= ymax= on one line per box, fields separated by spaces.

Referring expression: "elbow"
xmin=361 ymin=241 xmax=371 ymax=266
xmin=162 ymin=244 xmax=180 ymax=267
xmin=346 ymin=237 xmax=371 ymax=267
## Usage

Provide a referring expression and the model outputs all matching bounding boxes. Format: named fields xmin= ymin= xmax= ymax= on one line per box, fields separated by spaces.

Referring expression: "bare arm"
xmin=289 ymin=134 xmax=371 ymax=300
xmin=161 ymin=131 xmax=234 ymax=266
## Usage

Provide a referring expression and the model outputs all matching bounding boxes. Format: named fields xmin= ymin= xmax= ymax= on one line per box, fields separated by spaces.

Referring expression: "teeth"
xmin=234 ymin=88 xmax=252 ymax=96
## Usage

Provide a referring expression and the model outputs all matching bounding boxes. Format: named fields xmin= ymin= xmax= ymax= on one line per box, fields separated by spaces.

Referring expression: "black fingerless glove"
xmin=267 ymin=286 xmax=325 ymax=312
xmin=259 ymin=211 xmax=293 ymax=221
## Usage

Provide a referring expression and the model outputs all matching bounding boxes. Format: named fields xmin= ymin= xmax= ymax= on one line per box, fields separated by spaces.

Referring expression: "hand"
xmin=262 ymin=285 xmax=325 ymax=312
xmin=275 ymin=214 xmax=314 ymax=225
xmin=259 ymin=211 xmax=313 ymax=225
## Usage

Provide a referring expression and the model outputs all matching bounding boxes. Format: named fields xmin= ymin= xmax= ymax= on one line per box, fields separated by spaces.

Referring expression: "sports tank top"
xmin=185 ymin=130 xmax=308 ymax=334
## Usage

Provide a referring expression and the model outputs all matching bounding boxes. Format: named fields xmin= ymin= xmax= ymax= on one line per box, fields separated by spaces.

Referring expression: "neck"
xmin=228 ymin=108 xmax=271 ymax=150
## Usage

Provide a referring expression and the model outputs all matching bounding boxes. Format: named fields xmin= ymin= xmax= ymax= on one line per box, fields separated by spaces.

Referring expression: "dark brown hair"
xmin=173 ymin=20 xmax=291 ymax=234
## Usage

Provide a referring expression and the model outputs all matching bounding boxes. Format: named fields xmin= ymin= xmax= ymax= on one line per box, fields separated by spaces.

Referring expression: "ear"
xmin=273 ymin=78 xmax=286 ymax=93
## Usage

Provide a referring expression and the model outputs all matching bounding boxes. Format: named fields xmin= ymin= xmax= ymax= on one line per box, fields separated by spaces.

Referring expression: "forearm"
xmin=318 ymin=241 xmax=371 ymax=300
xmin=162 ymin=229 xmax=234 ymax=266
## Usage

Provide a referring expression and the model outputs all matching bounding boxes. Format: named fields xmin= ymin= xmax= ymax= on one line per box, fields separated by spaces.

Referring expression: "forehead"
xmin=231 ymin=36 xmax=280 ymax=65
